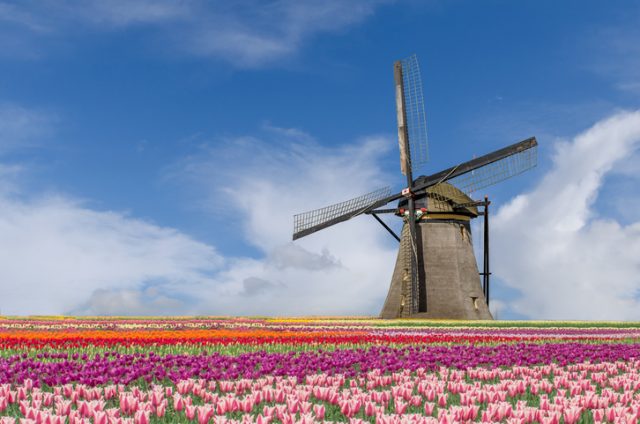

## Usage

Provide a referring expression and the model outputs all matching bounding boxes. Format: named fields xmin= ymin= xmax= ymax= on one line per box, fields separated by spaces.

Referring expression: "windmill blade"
xmin=394 ymin=54 xmax=428 ymax=315
xmin=447 ymin=139 xmax=538 ymax=195
xmin=414 ymin=137 xmax=538 ymax=195
xmin=395 ymin=55 xmax=429 ymax=176
xmin=293 ymin=187 xmax=393 ymax=240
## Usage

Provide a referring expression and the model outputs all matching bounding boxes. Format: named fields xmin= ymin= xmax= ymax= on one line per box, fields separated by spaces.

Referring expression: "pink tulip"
xmin=197 ymin=405 xmax=214 ymax=424
xmin=255 ymin=415 xmax=270 ymax=424
xmin=24 ymin=409 xmax=36 ymax=421
xmin=173 ymin=395 xmax=184 ymax=412
xmin=364 ymin=401 xmax=376 ymax=417
xmin=424 ymin=401 xmax=435 ymax=416
xmin=133 ymin=410 xmax=149 ymax=424
xmin=285 ymin=398 xmax=298 ymax=414
xmin=92 ymin=411 xmax=107 ymax=424
xmin=156 ymin=402 xmax=166 ymax=418
xmin=438 ymin=413 xmax=452 ymax=424
xmin=409 ymin=394 xmax=422 ymax=407
xmin=149 ymin=392 xmax=163 ymax=407
xmin=394 ymin=399 xmax=407 ymax=415
xmin=299 ymin=401 xmax=311 ymax=414
xmin=215 ymin=400 xmax=227 ymax=415
xmin=562 ymin=406 xmax=583 ymax=424
xmin=262 ymin=406 xmax=275 ymax=417
xmin=339 ymin=400 xmax=353 ymax=417
xmin=185 ymin=405 xmax=196 ymax=421
xmin=437 ymin=393 xmax=448 ymax=408
xmin=313 ymin=404 xmax=325 ymax=420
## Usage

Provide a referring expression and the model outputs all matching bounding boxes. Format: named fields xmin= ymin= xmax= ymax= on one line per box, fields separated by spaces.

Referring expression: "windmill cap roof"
xmin=398 ymin=181 xmax=479 ymax=216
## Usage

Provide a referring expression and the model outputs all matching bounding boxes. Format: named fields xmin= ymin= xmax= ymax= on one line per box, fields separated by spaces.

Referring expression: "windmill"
xmin=292 ymin=55 xmax=537 ymax=319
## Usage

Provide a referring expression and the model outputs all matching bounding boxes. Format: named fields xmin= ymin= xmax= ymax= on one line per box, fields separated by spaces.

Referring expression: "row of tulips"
xmin=4 ymin=333 xmax=618 ymax=352
xmin=1 ymin=360 xmax=640 ymax=423
xmin=2 ymin=319 xmax=639 ymax=355
xmin=1 ymin=317 xmax=638 ymax=328
xmin=1 ymin=343 xmax=640 ymax=386
xmin=3 ymin=318 xmax=640 ymax=334
xmin=2 ymin=318 xmax=640 ymax=333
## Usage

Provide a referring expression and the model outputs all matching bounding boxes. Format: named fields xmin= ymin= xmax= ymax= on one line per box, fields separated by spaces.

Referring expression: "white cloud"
xmin=0 ymin=0 xmax=388 ymax=67
xmin=0 ymin=193 xmax=222 ymax=315
xmin=167 ymin=128 xmax=399 ymax=316
xmin=493 ymin=110 xmax=640 ymax=320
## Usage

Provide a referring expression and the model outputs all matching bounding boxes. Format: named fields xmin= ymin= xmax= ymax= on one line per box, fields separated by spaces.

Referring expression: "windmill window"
xmin=471 ymin=297 xmax=479 ymax=311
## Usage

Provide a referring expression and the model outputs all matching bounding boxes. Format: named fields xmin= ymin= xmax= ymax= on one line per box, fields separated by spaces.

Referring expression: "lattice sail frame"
xmin=401 ymin=55 xmax=429 ymax=172
xmin=447 ymin=144 xmax=538 ymax=195
xmin=293 ymin=186 xmax=392 ymax=237
xmin=399 ymin=224 xmax=413 ymax=318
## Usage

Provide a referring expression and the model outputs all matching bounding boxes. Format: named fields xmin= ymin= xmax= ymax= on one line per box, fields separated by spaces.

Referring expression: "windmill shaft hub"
xmin=396 ymin=182 xmax=479 ymax=220
xmin=401 ymin=187 xmax=414 ymax=198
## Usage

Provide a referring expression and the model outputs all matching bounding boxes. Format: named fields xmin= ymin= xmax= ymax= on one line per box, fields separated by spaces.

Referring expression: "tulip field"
xmin=1 ymin=318 xmax=640 ymax=423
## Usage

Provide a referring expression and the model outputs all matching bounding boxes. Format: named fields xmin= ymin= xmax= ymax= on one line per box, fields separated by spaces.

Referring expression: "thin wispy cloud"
xmin=0 ymin=0 xmax=187 ymax=30
xmin=0 ymin=103 xmax=55 ymax=152
xmin=0 ymin=0 xmax=389 ymax=67
xmin=585 ymin=7 xmax=640 ymax=94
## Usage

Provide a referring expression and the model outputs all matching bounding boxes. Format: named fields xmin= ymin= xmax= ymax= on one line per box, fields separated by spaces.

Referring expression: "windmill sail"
xmin=447 ymin=142 xmax=537 ymax=195
xmin=414 ymin=137 xmax=538 ymax=195
xmin=394 ymin=54 xmax=428 ymax=315
xmin=293 ymin=186 xmax=392 ymax=240
xmin=394 ymin=62 xmax=410 ymax=176
xmin=399 ymin=55 xmax=429 ymax=175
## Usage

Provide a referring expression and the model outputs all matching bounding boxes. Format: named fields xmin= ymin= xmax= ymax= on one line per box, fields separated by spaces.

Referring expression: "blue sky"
xmin=1 ymin=1 xmax=640 ymax=318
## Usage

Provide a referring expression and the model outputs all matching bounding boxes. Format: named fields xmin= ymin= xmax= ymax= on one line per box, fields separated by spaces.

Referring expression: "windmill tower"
xmin=292 ymin=55 xmax=537 ymax=319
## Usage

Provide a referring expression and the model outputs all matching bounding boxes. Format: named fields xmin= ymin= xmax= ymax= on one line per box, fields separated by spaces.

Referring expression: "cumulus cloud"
xmin=493 ymin=110 xmax=640 ymax=320
xmin=0 ymin=0 xmax=388 ymax=66
xmin=0 ymin=192 xmax=222 ymax=315
xmin=167 ymin=127 xmax=400 ymax=316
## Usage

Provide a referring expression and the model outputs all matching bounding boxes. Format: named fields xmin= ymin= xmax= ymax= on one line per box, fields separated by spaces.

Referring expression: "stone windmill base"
xmin=380 ymin=221 xmax=493 ymax=320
